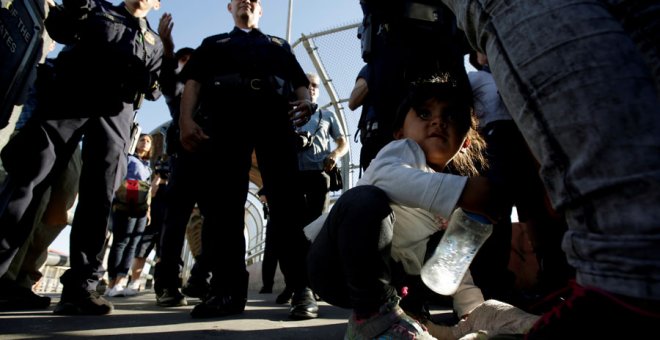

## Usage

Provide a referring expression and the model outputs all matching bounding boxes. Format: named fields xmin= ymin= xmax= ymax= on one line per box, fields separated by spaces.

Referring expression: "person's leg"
xmin=0 ymin=186 xmax=54 ymax=310
xmin=106 ymin=211 xmax=133 ymax=297
xmin=182 ymin=207 xmax=210 ymax=300
xmin=2 ymin=186 xmax=52 ymax=283
xmin=260 ymin=220 xmax=276 ymax=293
xmin=0 ymin=119 xmax=76 ymax=277
xmin=309 ymin=185 xmax=432 ymax=339
xmin=154 ymin=152 xmax=198 ymax=307
xmin=308 ymin=185 xmax=397 ymax=311
xmin=16 ymin=146 xmax=81 ymax=291
xmin=442 ymin=0 xmax=660 ymax=337
xmin=129 ymin=224 xmax=157 ymax=291
xmin=118 ymin=215 xmax=146 ymax=296
xmin=56 ymin=110 xmax=132 ymax=315
xmin=300 ymin=170 xmax=330 ymax=224
xmin=190 ymin=138 xmax=250 ymax=318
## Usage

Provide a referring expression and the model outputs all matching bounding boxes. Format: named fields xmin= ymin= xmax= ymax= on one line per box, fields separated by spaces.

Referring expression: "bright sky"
xmin=50 ymin=0 xmax=363 ymax=255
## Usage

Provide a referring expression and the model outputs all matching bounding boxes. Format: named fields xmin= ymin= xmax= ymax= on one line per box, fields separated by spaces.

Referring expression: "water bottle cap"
xmin=464 ymin=211 xmax=490 ymax=224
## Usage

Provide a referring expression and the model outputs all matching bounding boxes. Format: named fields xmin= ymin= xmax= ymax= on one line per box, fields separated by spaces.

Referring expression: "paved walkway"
xmin=0 ymin=289 xmax=354 ymax=339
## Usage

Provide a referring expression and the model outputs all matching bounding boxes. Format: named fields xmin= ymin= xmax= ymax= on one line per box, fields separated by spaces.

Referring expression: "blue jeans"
xmin=442 ymin=0 xmax=660 ymax=299
xmin=107 ymin=210 xmax=148 ymax=279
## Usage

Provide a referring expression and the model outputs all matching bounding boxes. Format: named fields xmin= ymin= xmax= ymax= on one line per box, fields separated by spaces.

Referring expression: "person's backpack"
xmin=113 ymin=179 xmax=151 ymax=217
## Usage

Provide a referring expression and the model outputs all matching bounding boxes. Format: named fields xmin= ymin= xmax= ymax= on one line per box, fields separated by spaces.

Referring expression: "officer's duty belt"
xmin=213 ymin=73 xmax=285 ymax=93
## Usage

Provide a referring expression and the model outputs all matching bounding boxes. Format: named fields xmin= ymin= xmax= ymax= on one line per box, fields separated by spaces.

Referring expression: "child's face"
xmin=394 ymin=98 xmax=468 ymax=171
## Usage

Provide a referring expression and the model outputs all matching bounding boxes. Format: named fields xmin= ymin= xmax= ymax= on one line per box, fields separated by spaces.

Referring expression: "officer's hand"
xmin=158 ymin=13 xmax=175 ymax=57
xmin=180 ymin=119 xmax=209 ymax=152
xmin=289 ymin=99 xmax=317 ymax=127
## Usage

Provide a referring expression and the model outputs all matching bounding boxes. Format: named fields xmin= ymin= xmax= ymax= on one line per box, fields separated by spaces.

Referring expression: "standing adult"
xmin=178 ymin=0 xmax=317 ymax=320
xmin=106 ymin=133 xmax=153 ymax=297
xmin=296 ymin=73 xmax=348 ymax=224
xmin=441 ymin=0 xmax=660 ymax=338
xmin=0 ymin=0 xmax=162 ymax=315
xmin=151 ymin=12 xmax=211 ymax=308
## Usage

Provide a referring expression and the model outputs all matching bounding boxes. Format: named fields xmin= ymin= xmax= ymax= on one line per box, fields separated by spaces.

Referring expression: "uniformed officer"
xmin=151 ymin=13 xmax=211 ymax=307
xmin=357 ymin=0 xmax=471 ymax=170
xmin=0 ymin=0 xmax=163 ymax=315
xmin=177 ymin=0 xmax=317 ymax=320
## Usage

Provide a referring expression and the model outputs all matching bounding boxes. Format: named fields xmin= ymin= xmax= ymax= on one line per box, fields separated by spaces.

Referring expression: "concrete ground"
xmin=0 ymin=289 xmax=353 ymax=339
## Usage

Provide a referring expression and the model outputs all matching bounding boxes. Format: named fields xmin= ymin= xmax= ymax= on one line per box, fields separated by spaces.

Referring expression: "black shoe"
xmin=53 ymin=290 xmax=113 ymax=315
xmin=181 ymin=279 xmax=210 ymax=299
xmin=276 ymin=286 xmax=293 ymax=304
xmin=190 ymin=294 xmax=246 ymax=319
xmin=156 ymin=288 xmax=188 ymax=307
xmin=289 ymin=288 xmax=318 ymax=320
xmin=0 ymin=279 xmax=51 ymax=310
xmin=259 ymin=286 xmax=273 ymax=294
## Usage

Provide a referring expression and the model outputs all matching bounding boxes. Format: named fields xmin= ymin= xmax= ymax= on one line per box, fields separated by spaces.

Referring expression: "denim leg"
xmin=442 ymin=0 xmax=660 ymax=299
xmin=118 ymin=216 xmax=146 ymax=277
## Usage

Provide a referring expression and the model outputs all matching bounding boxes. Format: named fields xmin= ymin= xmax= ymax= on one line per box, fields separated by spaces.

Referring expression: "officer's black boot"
xmin=154 ymin=262 xmax=187 ymax=307
xmin=289 ymin=287 xmax=319 ymax=320
xmin=190 ymin=271 xmax=248 ymax=319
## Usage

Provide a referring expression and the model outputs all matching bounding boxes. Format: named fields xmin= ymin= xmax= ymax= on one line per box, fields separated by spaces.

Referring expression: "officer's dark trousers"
xmin=154 ymin=151 xmax=209 ymax=291
xmin=0 ymin=107 xmax=132 ymax=293
xmin=194 ymin=92 xmax=309 ymax=298
xmin=307 ymin=185 xmax=398 ymax=316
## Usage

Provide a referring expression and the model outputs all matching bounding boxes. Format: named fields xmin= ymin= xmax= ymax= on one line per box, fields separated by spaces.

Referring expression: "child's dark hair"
xmin=392 ymin=74 xmax=487 ymax=176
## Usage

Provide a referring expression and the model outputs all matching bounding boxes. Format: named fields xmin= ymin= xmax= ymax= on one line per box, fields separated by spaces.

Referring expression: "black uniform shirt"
xmin=45 ymin=0 xmax=163 ymax=116
xmin=182 ymin=27 xmax=309 ymax=107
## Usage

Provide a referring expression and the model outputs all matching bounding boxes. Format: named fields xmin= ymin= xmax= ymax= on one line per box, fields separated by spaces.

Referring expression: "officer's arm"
xmin=179 ymin=79 xmax=208 ymax=151
xmin=348 ymin=76 xmax=368 ymax=111
xmin=180 ymin=79 xmax=200 ymax=130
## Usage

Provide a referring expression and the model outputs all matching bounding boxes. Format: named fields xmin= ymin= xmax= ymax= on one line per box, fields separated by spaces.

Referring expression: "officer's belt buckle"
xmin=250 ymin=79 xmax=262 ymax=90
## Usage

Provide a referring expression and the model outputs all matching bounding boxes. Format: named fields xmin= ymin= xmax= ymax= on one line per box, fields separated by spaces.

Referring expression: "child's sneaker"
xmin=344 ymin=297 xmax=435 ymax=340
xmin=526 ymin=281 xmax=660 ymax=339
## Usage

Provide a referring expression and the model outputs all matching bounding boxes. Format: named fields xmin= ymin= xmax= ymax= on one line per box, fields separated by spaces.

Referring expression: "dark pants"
xmin=0 ymin=107 xmax=133 ymax=293
xmin=135 ymin=183 xmax=167 ymax=259
xmin=154 ymin=152 xmax=207 ymax=291
xmin=299 ymin=170 xmax=330 ymax=225
xmin=308 ymin=185 xmax=398 ymax=315
xmin=194 ymin=91 xmax=309 ymax=298
xmin=261 ymin=219 xmax=277 ymax=289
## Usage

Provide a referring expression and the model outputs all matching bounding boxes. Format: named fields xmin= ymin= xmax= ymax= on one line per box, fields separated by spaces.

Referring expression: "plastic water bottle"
xmin=421 ymin=208 xmax=493 ymax=295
